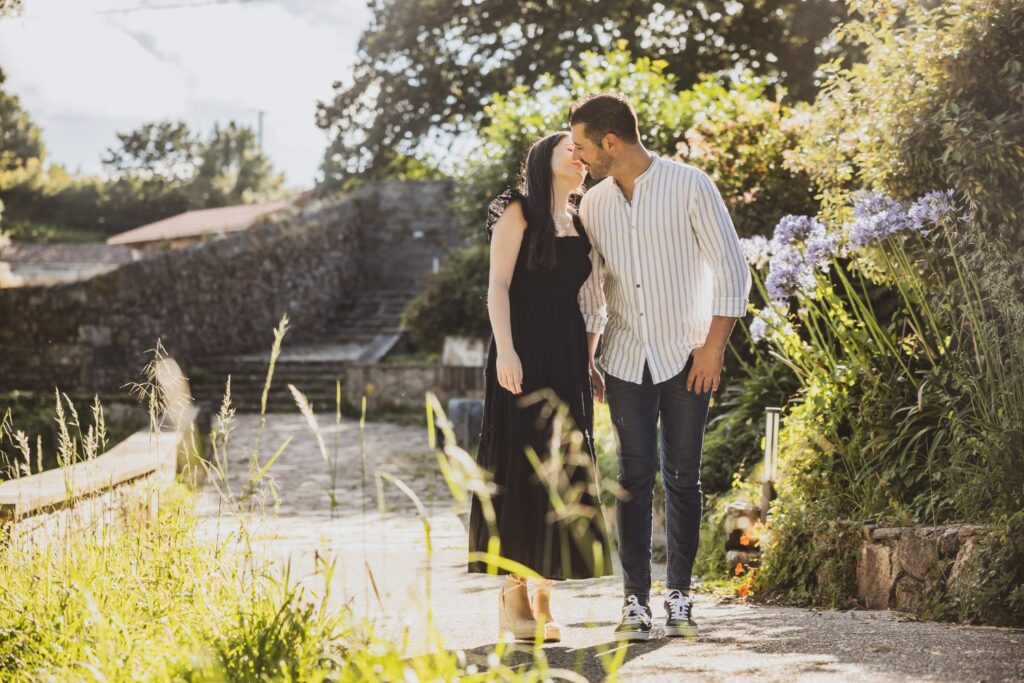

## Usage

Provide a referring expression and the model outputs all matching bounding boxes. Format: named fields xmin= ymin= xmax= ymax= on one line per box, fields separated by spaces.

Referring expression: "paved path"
xmin=196 ymin=413 xmax=1024 ymax=682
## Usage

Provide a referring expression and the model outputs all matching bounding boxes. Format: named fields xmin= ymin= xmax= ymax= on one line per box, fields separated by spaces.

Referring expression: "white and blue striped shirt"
xmin=577 ymin=153 xmax=752 ymax=384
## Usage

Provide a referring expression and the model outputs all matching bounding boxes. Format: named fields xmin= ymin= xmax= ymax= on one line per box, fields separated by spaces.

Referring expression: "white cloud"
xmin=0 ymin=0 xmax=371 ymax=188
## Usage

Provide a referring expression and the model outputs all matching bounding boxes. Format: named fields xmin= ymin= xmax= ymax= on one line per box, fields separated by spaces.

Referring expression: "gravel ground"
xmin=196 ymin=413 xmax=1024 ymax=682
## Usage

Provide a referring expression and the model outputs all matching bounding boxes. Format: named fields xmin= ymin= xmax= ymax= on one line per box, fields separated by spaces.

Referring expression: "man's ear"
xmin=602 ymin=133 xmax=617 ymax=153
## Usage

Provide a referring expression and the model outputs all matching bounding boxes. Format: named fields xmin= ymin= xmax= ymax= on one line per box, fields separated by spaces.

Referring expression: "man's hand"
xmin=686 ymin=343 xmax=725 ymax=394
xmin=591 ymin=365 xmax=606 ymax=403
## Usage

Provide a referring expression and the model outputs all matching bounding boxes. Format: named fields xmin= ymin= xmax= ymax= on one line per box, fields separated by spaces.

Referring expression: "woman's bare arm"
xmin=487 ymin=199 xmax=527 ymax=394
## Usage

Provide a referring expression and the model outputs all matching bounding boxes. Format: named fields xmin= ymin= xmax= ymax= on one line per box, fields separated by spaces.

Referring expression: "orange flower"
xmin=734 ymin=562 xmax=745 ymax=576
xmin=739 ymin=534 xmax=751 ymax=546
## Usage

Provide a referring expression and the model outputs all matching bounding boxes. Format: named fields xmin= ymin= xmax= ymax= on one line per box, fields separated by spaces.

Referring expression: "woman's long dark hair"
xmin=517 ymin=132 xmax=584 ymax=270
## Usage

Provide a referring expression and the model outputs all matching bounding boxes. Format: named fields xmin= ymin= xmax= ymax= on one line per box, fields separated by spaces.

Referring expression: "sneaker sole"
xmin=614 ymin=630 xmax=652 ymax=642
xmin=664 ymin=626 xmax=698 ymax=638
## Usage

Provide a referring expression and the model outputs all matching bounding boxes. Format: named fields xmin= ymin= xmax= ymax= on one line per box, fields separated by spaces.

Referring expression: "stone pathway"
xmin=196 ymin=413 xmax=1024 ymax=682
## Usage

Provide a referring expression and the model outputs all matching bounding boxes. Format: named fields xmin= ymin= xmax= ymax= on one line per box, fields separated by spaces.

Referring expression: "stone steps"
xmin=188 ymin=288 xmax=421 ymax=412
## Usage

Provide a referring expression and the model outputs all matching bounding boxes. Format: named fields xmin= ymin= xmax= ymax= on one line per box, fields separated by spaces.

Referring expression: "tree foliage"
xmin=791 ymin=0 xmax=1024 ymax=256
xmin=450 ymin=45 xmax=693 ymax=241
xmin=315 ymin=0 xmax=851 ymax=188
xmin=0 ymin=67 xmax=44 ymax=191
xmin=0 ymin=104 xmax=287 ymax=241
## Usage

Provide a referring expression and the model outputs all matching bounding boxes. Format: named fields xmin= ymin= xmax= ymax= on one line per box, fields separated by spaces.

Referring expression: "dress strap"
xmin=572 ymin=213 xmax=591 ymax=245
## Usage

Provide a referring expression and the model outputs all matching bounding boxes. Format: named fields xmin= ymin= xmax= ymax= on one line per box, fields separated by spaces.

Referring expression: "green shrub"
xmin=677 ymin=88 xmax=818 ymax=238
xmin=950 ymin=512 xmax=1024 ymax=627
xmin=401 ymin=243 xmax=490 ymax=352
xmin=702 ymin=351 xmax=798 ymax=496
xmin=450 ymin=44 xmax=695 ymax=242
xmin=792 ymin=0 xmax=1024 ymax=258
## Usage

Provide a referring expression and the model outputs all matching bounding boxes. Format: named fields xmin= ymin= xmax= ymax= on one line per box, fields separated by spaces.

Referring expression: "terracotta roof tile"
xmin=106 ymin=198 xmax=294 ymax=246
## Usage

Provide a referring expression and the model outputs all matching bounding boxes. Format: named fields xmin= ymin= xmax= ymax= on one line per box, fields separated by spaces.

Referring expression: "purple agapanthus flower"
xmin=847 ymin=191 xmax=917 ymax=248
xmin=739 ymin=235 xmax=771 ymax=269
xmin=772 ymin=214 xmax=823 ymax=249
xmin=750 ymin=303 xmax=792 ymax=343
xmin=907 ymin=189 xmax=958 ymax=233
xmin=750 ymin=315 xmax=767 ymax=342
xmin=805 ymin=231 xmax=841 ymax=271
xmin=766 ymin=246 xmax=816 ymax=302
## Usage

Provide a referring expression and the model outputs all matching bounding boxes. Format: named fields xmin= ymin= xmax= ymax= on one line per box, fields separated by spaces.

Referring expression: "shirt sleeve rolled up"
xmin=577 ymin=194 xmax=608 ymax=334
xmin=688 ymin=171 xmax=752 ymax=318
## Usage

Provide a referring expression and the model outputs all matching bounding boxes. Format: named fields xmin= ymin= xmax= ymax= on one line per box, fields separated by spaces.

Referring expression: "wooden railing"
xmin=0 ymin=406 xmax=199 ymax=549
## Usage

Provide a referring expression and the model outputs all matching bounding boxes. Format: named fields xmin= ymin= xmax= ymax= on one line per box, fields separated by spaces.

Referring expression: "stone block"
xmin=872 ymin=526 xmax=905 ymax=543
xmin=897 ymin=530 xmax=940 ymax=580
xmin=948 ymin=537 xmax=984 ymax=598
xmin=938 ymin=527 xmax=961 ymax=558
xmin=857 ymin=541 xmax=895 ymax=609
xmin=894 ymin=575 xmax=927 ymax=613
xmin=78 ymin=324 xmax=112 ymax=345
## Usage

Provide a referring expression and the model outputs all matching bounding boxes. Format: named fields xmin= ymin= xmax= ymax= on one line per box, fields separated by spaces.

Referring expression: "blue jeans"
xmin=605 ymin=355 xmax=712 ymax=601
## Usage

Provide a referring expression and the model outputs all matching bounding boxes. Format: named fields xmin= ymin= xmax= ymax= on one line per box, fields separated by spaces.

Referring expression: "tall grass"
xmin=0 ymin=311 xmax=626 ymax=681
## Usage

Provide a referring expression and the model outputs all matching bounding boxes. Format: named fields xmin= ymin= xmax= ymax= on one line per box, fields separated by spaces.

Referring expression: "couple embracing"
xmin=466 ymin=93 xmax=751 ymax=642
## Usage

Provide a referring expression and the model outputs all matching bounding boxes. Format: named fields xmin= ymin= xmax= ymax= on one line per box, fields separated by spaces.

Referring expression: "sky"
xmin=0 ymin=0 xmax=372 ymax=190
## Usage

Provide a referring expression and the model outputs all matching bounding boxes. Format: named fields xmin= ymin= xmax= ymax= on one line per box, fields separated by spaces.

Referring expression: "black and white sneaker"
xmin=664 ymin=589 xmax=698 ymax=638
xmin=613 ymin=594 xmax=653 ymax=641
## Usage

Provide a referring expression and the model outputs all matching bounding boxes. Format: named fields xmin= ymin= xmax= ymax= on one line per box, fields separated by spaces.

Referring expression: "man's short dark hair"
xmin=569 ymin=93 xmax=640 ymax=146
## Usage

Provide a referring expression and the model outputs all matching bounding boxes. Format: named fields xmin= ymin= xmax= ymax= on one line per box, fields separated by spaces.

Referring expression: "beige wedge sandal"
xmin=498 ymin=575 xmax=541 ymax=642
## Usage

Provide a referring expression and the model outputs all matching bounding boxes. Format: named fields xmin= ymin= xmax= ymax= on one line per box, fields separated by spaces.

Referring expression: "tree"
xmin=102 ymin=121 xmax=198 ymax=184
xmin=101 ymin=120 xmax=286 ymax=215
xmin=188 ymin=121 xmax=285 ymax=206
xmin=0 ymin=66 xmax=45 ymax=190
xmin=315 ymin=0 xmax=850 ymax=188
xmin=450 ymin=45 xmax=693 ymax=241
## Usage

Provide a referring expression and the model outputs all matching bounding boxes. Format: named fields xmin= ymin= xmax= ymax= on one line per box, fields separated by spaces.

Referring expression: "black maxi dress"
xmin=467 ymin=188 xmax=614 ymax=581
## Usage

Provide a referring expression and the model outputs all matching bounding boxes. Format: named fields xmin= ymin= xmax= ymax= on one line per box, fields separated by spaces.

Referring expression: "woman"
xmin=467 ymin=131 xmax=614 ymax=643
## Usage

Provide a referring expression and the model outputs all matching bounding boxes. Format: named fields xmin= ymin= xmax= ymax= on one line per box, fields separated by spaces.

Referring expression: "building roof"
xmin=0 ymin=242 xmax=136 ymax=266
xmin=106 ymin=198 xmax=295 ymax=247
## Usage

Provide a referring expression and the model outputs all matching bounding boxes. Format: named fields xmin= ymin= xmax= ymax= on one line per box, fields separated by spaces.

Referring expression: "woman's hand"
xmin=591 ymin=365 xmax=606 ymax=403
xmin=497 ymin=349 xmax=524 ymax=395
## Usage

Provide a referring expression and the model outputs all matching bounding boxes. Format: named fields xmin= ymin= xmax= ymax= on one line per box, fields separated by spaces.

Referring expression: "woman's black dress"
xmin=467 ymin=188 xmax=614 ymax=581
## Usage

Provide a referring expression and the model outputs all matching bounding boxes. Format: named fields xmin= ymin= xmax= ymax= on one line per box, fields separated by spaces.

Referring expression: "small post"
xmin=760 ymin=407 xmax=780 ymax=524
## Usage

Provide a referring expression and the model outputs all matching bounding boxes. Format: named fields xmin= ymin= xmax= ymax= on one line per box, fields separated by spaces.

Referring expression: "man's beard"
xmin=586 ymin=154 xmax=611 ymax=180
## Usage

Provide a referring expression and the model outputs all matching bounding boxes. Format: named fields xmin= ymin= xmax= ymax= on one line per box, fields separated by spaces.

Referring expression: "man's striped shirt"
xmin=577 ymin=152 xmax=752 ymax=385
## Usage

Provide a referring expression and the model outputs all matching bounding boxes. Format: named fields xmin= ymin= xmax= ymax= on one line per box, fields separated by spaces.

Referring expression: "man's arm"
xmin=577 ymin=195 xmax=609 ymax=401
xmin=687 ymin=170 xmax=752 ymax=393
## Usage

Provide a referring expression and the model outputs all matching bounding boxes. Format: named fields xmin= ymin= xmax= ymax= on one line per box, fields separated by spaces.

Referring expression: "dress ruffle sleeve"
xmin=485 ymin=187 xmax=526 ymax=243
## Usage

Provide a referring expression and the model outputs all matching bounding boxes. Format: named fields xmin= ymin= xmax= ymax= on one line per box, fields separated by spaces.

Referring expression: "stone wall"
xmin=0 ymin=180 xmax=457 ymax=397
xmin=856 ymin=523 xmax=993 ymax=615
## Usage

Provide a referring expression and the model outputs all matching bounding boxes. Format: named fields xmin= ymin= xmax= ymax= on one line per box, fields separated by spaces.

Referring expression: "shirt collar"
xmin=633 ymin=152 xmax=659 ymax=185
xmin=612 ymin=151 xmax=659 ymax=195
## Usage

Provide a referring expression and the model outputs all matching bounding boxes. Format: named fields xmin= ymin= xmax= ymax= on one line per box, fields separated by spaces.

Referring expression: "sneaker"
xmin=614 ymin=594 xmax=653 ymax=641
xmin=664 ymin=589 xmax=698 ymax=637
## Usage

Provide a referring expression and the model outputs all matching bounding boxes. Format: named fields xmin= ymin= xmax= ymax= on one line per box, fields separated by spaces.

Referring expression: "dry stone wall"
xmin=0 ymin=180 xmax=457 ymax=397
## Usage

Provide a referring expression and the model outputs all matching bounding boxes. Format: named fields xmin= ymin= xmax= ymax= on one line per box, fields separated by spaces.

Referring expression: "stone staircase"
xmin=187 ymin=288 xmax=420 ymax=414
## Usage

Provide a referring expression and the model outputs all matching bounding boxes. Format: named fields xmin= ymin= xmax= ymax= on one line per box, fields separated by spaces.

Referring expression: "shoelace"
xmin=666 ymin=591 xmax=692 ymax=621
xmin=622 ymin=595 xmax=651 ymax=626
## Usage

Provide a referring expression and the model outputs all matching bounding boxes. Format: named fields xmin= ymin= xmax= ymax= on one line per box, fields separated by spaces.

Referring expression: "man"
xmin=570 ymin=93 xmax=751 ymax=641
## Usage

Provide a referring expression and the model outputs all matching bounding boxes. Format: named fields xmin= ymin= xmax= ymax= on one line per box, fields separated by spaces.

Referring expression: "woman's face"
xmin=551 ymin=134 xmax=586 ymax=185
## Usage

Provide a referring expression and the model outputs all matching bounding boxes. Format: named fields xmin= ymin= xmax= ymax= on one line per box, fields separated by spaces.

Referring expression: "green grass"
xmin=0 ymin=315 xmax=624 ymax=681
